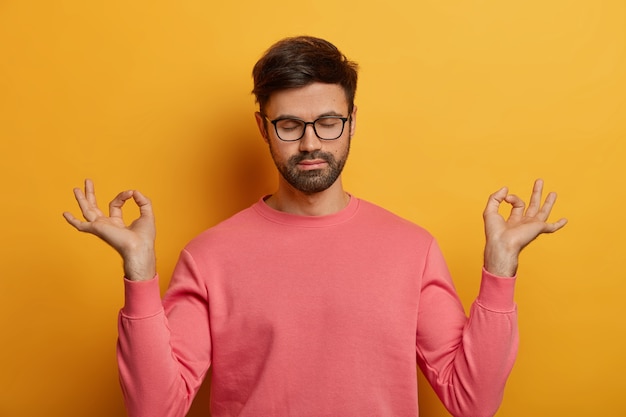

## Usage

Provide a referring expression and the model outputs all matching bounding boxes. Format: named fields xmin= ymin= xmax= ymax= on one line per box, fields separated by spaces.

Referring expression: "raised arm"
xmin=483 ymin=179 xmax=568 ymax=277
xmin=417 ymin=180 xmax=567 ymax=416
xmin=65 ymin=180 xmax=191 ymax=417
xmin=63 ymin=178 xmax=156 ymax=281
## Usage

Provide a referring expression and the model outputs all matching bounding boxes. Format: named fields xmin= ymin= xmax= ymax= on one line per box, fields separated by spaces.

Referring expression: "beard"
xmin=269 ymin=142 xmax=350 ymax=195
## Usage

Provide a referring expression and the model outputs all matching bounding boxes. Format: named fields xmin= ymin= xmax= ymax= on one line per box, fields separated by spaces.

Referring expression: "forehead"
xmin=264 ymin=82 xmax=348 ymax=118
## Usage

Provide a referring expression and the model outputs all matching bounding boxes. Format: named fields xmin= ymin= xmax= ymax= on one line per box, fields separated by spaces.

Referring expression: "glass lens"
xmin=275 ymin=119 xmax=305 ymax=141
xmin=314 ymin=117 xmax=345 ymax=140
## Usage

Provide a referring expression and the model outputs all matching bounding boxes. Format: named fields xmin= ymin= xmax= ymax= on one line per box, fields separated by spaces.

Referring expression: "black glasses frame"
xmin=264 ymin=115 xmax=350 ymax=142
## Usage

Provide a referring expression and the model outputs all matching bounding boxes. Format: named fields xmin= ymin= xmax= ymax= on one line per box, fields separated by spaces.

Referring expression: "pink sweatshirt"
xmin=118 ymin=196 xmax=518 ymax=417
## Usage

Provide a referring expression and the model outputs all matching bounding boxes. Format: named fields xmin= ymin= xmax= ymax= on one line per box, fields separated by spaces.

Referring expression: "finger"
xmin=543 ymin=217 xmax=568 ymax=233
xmin=536 ymin=191 xmax=559 ymax=221
xmin=72 ymin=185 xmax=86 ymax=205
xmin=84 ymin=178 xmax=98 ymax=207
xmin=525 ymin=178 xmax=543 ymax=217
xmin=73 ymin=185 xmax=101 ymax=222
xmin=483 ymin=186 xmax=508 ymax=217
xmin=63 ymin=211 xmax=90 ymax=232
xmin=108 ymin=190 xmax=135 ymax=218
xmin=132 ymin=190 xmax=154 ymax=217
xmin=504 ymin=194 xmax=526 ymax=220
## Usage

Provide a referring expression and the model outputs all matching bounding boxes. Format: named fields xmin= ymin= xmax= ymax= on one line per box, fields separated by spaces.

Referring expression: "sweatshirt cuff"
xmin=476 ymin=268 xmax=517 ymax=312
xmin=121 ymin=274 xmax=163 ymax=318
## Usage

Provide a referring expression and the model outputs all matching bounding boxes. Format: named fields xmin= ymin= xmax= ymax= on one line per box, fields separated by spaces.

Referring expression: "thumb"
xmin=131 ymin=190 xmax=154 ymax=217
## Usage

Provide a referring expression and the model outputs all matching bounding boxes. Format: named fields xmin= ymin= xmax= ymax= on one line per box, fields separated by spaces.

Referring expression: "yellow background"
xmin=1 ymin=0 xmax=624 ymax=416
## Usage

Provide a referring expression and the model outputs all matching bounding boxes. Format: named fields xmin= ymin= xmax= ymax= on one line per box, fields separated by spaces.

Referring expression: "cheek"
xmin=269 ymin=140 xmax=297 ymax=161
xmin=333 ymin=139 xmax=351 ymax=156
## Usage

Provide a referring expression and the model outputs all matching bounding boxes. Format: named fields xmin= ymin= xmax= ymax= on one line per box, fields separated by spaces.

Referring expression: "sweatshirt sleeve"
xmin=117 ymin=249 xmax=211 ymax=417
xmin=415 ymin=239 xmax=518 ymax=417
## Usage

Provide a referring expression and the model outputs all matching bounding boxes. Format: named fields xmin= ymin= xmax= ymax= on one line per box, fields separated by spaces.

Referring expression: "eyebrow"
xmin=271 ymin=110 xmax=346 ymax=120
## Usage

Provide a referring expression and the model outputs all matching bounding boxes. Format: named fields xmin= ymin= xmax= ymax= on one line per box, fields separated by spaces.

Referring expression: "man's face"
xmin=255 ymin=82 xmax=357 ymax=195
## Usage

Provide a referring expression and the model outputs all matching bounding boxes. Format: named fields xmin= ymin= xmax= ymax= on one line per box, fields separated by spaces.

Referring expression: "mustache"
xmin=290 ymin=150 xmax=335 ymax=164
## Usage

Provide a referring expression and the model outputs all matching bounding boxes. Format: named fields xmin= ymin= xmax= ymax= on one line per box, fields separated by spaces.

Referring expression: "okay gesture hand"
xmin=483 ymin=179 xmax=567 ymax=277
xmin=63 ymin=179 xmax=156 ymax=281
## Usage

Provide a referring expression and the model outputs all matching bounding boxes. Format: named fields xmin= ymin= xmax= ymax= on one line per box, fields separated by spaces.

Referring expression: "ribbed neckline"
xmin=253 ymin=195 xmax=360 ymax=227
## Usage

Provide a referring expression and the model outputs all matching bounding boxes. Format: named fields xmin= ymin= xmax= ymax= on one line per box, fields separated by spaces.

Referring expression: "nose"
xmin=298 ymin=123 xmax=322 ymax=152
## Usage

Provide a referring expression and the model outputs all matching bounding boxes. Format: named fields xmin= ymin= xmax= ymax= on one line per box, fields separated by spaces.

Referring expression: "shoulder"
xmin=355 ymin=198 xmax=430 ymax=232
xmin=183 ymin=202 xmax=262 ymax=252
xmin=353 ymin=198 xmax=434 ymax=241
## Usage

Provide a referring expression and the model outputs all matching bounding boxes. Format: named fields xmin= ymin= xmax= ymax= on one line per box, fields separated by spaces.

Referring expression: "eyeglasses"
xmin=264 ymin=115 xmax=350 ymax=142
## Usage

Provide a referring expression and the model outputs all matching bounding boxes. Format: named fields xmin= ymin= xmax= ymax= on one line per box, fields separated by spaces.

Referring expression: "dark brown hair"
xmin=252 ymin=36 xmax=359 ymax=114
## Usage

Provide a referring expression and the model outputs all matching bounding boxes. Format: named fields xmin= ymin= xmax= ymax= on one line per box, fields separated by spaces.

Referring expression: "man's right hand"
xmin=63 ymin=179 xmax=157 ymax=281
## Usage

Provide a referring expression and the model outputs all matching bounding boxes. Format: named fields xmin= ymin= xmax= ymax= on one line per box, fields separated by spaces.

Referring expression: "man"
xmin=64 ymin=36 xmax=567 ymax=417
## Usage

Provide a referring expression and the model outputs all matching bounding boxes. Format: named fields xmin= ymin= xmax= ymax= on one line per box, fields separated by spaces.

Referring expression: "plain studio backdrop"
xmin=0 ymin=1 xmax=624 ymax=416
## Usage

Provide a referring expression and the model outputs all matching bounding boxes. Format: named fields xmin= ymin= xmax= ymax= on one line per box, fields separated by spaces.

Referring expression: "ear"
xmin=255 ymin=111 xmax=269 ymax=144
xmin=349 ymin=105 xmax=357 ymax=137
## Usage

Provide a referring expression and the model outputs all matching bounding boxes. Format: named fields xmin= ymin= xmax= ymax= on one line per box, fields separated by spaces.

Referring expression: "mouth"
xmin=297 ymin=159 xmax=328 ymax=170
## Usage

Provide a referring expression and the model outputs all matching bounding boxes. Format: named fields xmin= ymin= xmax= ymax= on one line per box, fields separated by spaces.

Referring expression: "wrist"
xmin=122 ymin=244 xmax=156 ymax=281
xmin=484 ymin=242 xmax=519 ymax=277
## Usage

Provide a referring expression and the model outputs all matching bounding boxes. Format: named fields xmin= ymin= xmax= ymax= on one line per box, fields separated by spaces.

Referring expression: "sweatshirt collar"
xmin=253 ymin=194 xmax=359 ymax=227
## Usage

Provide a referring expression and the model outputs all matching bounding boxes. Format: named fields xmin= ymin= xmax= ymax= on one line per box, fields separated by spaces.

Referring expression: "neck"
xmin=265 ymin=178 xmax=349 ymax=216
